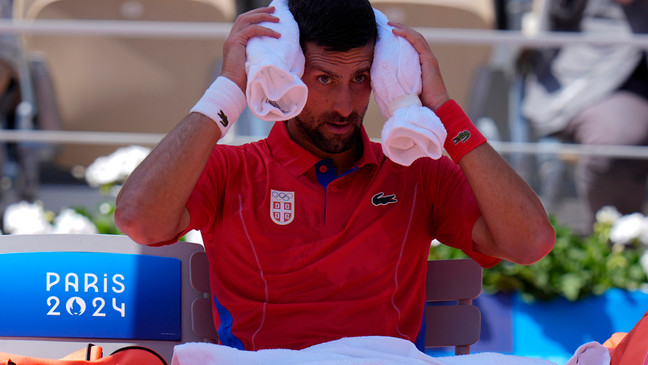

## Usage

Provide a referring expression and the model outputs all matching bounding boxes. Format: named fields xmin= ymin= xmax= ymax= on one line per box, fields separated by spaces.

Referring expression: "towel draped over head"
xmin=245 ymin=0 xmax=308 ymax=121
xmin=371 ymin=8 xmax=447 ymax=166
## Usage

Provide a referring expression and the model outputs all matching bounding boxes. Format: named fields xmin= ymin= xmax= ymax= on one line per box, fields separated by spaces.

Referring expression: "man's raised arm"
xmin=391 ymin=22 xmax=555 ymax=264
xmin=115 ymin=7 xmax=280 ymax=245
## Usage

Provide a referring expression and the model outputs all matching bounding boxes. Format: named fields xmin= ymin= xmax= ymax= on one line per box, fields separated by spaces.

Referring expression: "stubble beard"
xmin=295 ymin=110 xmax=364 ymax=154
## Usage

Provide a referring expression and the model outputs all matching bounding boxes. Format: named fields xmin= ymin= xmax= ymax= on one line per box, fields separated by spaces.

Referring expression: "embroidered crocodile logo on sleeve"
xmin=371 ymin=192 xmax=398 ymax=206
xmin=452 ymin=130 xmax=471 ymax=144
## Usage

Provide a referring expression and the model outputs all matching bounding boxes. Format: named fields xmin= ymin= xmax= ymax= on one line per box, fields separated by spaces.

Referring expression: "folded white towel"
xmin=171 ymin=336 xmax=558 ymax=365
xmin=245 ymin=0 xmax=308 ymax=121
xmin=371 ymin=9 xmax=447 ymax=166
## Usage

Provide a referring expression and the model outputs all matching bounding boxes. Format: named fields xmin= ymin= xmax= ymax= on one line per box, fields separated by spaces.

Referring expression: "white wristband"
xmin=190 ymin=76 xmax=246 ymax=138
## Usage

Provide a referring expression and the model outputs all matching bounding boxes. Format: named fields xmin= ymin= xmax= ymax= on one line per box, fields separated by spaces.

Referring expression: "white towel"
xmin=171 ymin=336 xmax=557 ymax=365
xmin=245 ymin=0 xmax=308 ymax=121
xmin=565 ymin=342 xmax=610 ymax=365
xmin=371 ymin=9 xmax=447 ymax=166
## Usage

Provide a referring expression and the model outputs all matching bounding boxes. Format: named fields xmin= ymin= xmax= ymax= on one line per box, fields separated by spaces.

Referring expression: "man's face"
xmin=287 ymin=42 xmax=374 ymax=156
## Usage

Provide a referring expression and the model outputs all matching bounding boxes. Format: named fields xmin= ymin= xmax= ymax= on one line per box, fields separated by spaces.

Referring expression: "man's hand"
xmin=221 ymin=6 xmax=281 ymax=93
xmin=389 ymin=22 xmax=450 ymax=111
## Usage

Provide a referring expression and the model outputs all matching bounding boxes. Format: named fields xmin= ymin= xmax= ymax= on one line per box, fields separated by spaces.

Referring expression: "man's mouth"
xmin=326 ymin=121 xmax=352 ymax=133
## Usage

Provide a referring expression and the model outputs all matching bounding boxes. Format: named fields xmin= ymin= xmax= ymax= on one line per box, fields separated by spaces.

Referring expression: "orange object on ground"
xmin=0 ymin=345 xmax=167 ymax=365
xmin=603 ymin=332 xmax=628 ymax=350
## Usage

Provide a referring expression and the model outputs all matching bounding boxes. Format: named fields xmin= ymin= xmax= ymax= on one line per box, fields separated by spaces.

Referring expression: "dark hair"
xmin=287 ymin=0 xmax=377 ymax=52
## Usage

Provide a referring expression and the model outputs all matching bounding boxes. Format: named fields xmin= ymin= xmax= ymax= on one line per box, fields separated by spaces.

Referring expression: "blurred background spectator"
xmin=521 ymin=0 xmax=648 ymax=228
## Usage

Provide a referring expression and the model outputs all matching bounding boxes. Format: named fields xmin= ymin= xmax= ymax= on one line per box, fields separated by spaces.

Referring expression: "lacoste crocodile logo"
xmin=372 ymin=192 xmax=398 ymax=206
xmin=217 ymin=110 xmax=229 ymax=128
xmin=452 ymin=130 xmax=471 ymax=144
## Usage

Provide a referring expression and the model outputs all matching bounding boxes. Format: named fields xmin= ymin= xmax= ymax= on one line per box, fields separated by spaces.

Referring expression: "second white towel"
xmin=371 ymin=9 xmax=446 ymax=166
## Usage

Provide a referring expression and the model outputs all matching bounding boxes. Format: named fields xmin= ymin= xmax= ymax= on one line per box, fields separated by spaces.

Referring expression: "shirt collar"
xmin=266 ymin=121 xmax=381 ymax=178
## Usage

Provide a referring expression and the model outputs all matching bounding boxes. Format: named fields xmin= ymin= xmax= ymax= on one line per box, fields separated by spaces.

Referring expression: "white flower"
xmin=52 ymin=209 xmax=98 ymax=234
xmin=430 ymin=239 xmax=441 ymax=247
xmin=641 ymin=222 xmax=648 ymax=246
xmin=641 ymin=251 xmax=648 ymax=278
xmin=609 ymin=212 xmax=648 ymax=245
xmin=98 ymin=202 xmax=114 ymax=215
xmin=3 ymin=201 xmax=52 ymax=234
xmin=595 ymin=206 xmax=622 ymax=225
xmin=85 ymin=145 xmax=151 ymax=187
xmin=84 ymin=155 xmax=119 ymax=187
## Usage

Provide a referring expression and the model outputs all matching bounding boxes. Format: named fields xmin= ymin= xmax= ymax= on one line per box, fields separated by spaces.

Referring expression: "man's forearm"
xmin=433 ymin=100 xmax=554 ymax=264
xmin=460 ymin=143 xmax=555 ymax=264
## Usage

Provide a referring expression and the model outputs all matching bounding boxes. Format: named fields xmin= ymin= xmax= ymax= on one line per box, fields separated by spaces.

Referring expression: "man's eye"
xmin=317 ymin=75 xmax=331 ymax=84
xmin=353 ymin=75 xmax=367 ymax=83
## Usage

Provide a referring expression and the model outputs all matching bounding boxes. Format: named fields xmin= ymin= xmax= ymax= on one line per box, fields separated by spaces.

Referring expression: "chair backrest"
xmin=425 ymin=259 xmax=482 ymax=355
xmin=0 ymin=233 xmax=213 ymax=363
xmin=365 ymin=0 xmax=495 ymax=139
xmin=15 ymin=0 xmax=235 ymax=168
xmin=187 ymin=255 xmax=482 ymax=355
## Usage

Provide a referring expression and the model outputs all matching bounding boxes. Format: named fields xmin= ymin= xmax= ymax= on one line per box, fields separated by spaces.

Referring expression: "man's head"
xmin=288 ymin=0 xmax=377 ymax=52
xmin=285 ymin=0 xmax=377 ymax=161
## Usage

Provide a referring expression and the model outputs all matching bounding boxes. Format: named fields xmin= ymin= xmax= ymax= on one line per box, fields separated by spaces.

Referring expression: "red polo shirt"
xmin=184 ymin=118 xmax=498 ymax=351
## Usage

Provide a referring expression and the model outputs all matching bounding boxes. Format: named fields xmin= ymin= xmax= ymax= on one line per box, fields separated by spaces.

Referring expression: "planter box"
xmin=427 ymin=289 xmax=648 ymax=361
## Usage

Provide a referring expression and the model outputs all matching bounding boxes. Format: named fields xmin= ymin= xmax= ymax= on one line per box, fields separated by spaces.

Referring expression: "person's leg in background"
xmin=565 ymin=91 xmax=648 ymax=225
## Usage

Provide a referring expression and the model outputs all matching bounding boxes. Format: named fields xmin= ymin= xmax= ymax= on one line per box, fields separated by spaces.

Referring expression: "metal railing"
xmin=2 ymin=19 xmax=648 ymax=46
xmin=1 ymin=19 xmax=648 ymax=159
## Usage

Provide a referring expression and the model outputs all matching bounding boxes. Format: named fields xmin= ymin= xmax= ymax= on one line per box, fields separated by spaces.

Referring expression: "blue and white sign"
xmin=0 ymin=252 xmax=181 ymax=340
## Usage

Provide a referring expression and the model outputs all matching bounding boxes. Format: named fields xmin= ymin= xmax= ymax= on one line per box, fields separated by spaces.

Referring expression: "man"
xmin=115 ymin=0 xmax=554 ymax=352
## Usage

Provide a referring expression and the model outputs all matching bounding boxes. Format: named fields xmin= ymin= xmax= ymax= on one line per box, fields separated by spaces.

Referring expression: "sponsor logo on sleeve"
xmin=452 ymin=130 xmax=471 ymax=144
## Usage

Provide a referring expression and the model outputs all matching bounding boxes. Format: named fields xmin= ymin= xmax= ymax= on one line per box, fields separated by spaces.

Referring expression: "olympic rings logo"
xmin=272 ymin=191 xmax=294 ymax=201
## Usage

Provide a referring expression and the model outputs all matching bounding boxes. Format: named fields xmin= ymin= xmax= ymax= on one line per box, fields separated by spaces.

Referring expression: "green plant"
xmin=71 ymin=202 xmax=121 ymax=235
xmin=429 ymin=214 xmax=648 ymax=302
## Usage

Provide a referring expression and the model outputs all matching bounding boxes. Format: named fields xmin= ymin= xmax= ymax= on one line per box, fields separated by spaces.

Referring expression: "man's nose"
xmin=331 ymin=86 xmax=353 ymax=118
